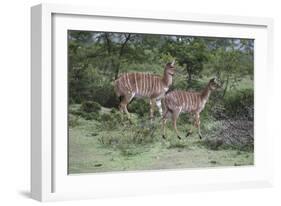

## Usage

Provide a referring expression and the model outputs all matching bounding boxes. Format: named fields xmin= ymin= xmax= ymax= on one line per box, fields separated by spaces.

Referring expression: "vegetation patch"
xmin=81 ymin=101 xmax=101 ymax=113
xmin=201 ymin=120 xmax=254 ymax=151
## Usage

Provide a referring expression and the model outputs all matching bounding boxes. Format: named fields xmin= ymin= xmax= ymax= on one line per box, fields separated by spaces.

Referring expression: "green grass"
xmin=235 ymin=76 xmax=253 ymax=91
xmin=68 ymin=105 xmax=254 ymax=174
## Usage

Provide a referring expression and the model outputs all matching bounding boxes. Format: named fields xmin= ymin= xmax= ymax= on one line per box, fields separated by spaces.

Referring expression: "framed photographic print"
xmin=31 ymin=3 xmax=274 ymax=201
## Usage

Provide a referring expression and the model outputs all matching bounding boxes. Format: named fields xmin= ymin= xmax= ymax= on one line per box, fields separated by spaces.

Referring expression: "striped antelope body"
xmin=114 ymin=61 xmax=176 ymax=119
xmin=162 ymin=78 xmax=221 ymax=139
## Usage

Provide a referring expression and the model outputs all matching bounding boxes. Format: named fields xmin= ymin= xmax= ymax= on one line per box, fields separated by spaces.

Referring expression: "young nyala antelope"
xmin=114 ymin=61 xmax=176 ymax=120
xmin=162 ymin=78 xmax=221 ymax=139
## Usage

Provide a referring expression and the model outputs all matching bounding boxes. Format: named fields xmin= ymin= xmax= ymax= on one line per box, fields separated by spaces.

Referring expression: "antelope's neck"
xmin=201 ymin=85 xmax=211 ymax=102
xmin=162 ymin=72 xmax=173 ymax=87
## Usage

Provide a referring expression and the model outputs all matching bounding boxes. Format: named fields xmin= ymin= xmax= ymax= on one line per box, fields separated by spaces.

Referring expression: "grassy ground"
xmin=68 ymin=107 xmax=254 ymax=174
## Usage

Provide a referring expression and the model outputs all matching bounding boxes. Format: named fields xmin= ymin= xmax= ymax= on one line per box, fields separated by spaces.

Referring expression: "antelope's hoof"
xmin=186 ymin=132 xmax=192 ymax=137
xmin=177 ymin=135 xmax=182 ymax=140
xmin=199 ymin=134 xmax=203 ymax=139
xmin=162 ymin=135 xmax=166 ymax=139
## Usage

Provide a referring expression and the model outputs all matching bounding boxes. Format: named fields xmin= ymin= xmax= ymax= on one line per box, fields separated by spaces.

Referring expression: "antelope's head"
xmin=209 ymin=78 xmax=221 ymax=91
xmin=164 ymin=60 xmax=176 ymax=76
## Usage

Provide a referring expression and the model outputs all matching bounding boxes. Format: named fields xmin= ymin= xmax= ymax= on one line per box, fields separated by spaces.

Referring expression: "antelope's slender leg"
xmin=172 ymin=109 xmax=181 ymax=139
xmin=162 ymin=110 xmax=169 ymax=139
xmin=194 ymin=113 xmax=202 ymax=139
xmin=186 ymin=128 xmax=193 ymax=137
xmin=120 ymin=92 xmax=135 ymax=115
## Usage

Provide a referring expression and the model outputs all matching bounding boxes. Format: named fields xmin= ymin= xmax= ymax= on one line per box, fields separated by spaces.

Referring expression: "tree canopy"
xmin=68 ymin=30 xmax=254 ymax=105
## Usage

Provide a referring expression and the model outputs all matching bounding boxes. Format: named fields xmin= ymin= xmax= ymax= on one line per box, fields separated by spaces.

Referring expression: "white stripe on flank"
xmin=195 ymin=95 xmax=198 ymax=110
xmin=195 ymin=94 xmax=198 ymax=110
xmin=158 ymin=80 xmax=161 ymax=94
xmin=147 ymin=75 xmax=150 ymax=96
xmin=134 ymin=73 xmax=139 ymax=94
xmin=146 ymin=73 xmax=149 ymax=96
xmin=187 ymin=93 xmax=191 ymax=112
xmin=143 ymin=73 xmax=147 ymax=96
xmin=119 ymin=78 xmax=126 ymax=91
xmin=143 ymin=73 xmax=146 ymax=95
xmin=189 ymin=93 xmax=193 ymax=111
xmin=150 ymin=74 xmax=153 ymax=96
xmin=147 ymin=74 xmax=150 ymax=97
xmin=184 ymin=93 xmax=188 ymax=111
xmin=155 ymin=80 xmax=158 ymax=94
xmin=193 ymin=93 xmax=196 ymax=110
xmin=184 ymin=92 xmax=188 ymax=111
xmin=140 ymin=73 xmax=144 ymax=95
xmin=192 ymin=94 xmax=195 ymax=111
xmin=123 ymin=74 xmax=130 ymax=91
xmin=153 ymin=77 xmax=157 ymax=93
xmin=142 ymin=73 xmax=145 ymax=96
xmin=147 ymin=73 xmax=150 ymax=96
xmin=149 ymin=75 xmax=152 ymax=97
xmin=176 ymin=92 xmax=181 ymax=105
xmin=180 ymin=92 xmax=185 ymax=108
xmin=153 ymin=76 xmax=156 ymax=96
xmin=126 ymin=73 xmax=132 ymax=91
xmin=152 ymin=76 xmax=156 ymax=96
xmin=177 ymin=92 xmax=182 ymax=105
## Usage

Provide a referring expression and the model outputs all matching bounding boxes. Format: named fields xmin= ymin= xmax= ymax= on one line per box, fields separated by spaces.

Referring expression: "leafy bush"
xmin=99 ymin=112 xmax=133 ymax=130
xmin=223 ymin=89 xmax=254 ymax=120
xmin=98 ymin=118 xmax=158 ymax=153
xmin=128 ymin=99 xmax=150 ymax=117
xmin=206 ymin=88 xmax=253 ymax=121
xmin=81 ymin=101 xmax=101 ymax=113
xmin=93 ymin=84 xmax=119 ymax=108
xmin=110 ymin=108 xmax=118 ymax=114
xmin=68 ymin=63 xmax=120 ymax=108
xmin=68 ymin=102 xmax=102 ymax=121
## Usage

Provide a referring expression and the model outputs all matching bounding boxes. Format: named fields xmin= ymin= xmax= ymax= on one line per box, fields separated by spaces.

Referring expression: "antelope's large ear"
xmin=171 ymin=59 xmax=175 ymax=66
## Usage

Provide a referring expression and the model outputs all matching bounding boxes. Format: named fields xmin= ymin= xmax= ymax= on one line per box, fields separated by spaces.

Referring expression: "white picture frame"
xmin=31 ymin=3 xmax=274 ymax=202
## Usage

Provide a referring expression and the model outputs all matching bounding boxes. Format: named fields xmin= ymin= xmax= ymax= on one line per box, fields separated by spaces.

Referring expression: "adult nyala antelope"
xmin=114 ymin=60 xmax=176 ymax=120
xmin=162 ymin=78 xmax=221 ymax=140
